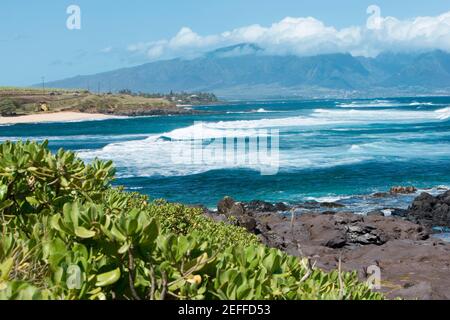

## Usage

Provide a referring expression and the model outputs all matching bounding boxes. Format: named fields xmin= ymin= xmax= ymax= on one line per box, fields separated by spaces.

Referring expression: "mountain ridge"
xmin=42 ymin=45 xmax=450 ymax=99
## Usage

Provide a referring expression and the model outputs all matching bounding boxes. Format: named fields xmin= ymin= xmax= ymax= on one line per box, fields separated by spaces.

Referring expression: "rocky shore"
xmin=202 ymin=189 xmax=450 ymax=300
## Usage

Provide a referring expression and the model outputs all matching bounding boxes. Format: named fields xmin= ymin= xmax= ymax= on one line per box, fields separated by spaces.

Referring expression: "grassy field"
xmin=0 ymin=87 xmax=188 ymax=116
xmin=0 ymin=87 xmax=82 ymax=95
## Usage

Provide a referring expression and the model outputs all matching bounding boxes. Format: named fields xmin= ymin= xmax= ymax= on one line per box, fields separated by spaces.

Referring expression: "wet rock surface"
xmin=400 ymin=191 xmax=450 ymax=228
xmin=207 ymin=196 xmax=450 ymax=300
xmin=389 ymin=186 xmax=418 ymax=195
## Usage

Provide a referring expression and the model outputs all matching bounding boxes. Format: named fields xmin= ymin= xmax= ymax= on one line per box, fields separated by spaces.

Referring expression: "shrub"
xmin=0 ymin=98 xmax=18 ymax=116
xmin=0 ymin=141 xmax=384 ymax=300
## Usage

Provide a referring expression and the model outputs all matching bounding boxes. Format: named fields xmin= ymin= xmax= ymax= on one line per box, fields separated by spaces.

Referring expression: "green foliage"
xmin=0 ymin=98 xmax=18 ymax=116
xmin=118 ymin=89 xmax=219 ymax=105
xmin=0 ymin=141 xmax=384 ymax=300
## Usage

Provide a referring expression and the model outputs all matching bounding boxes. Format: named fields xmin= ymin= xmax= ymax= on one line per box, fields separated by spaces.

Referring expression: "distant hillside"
xmin=43 ymin=44 xmax=450 ymax=99
xmin=0 ymin=88 xmax=194 ymax=117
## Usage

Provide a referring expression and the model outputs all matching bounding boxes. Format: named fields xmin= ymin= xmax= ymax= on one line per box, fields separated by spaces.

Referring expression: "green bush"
xmin=0 ymin=141 xmax=383 ymax=300
xmin=0 ymin=98 xmax=18 ymax=116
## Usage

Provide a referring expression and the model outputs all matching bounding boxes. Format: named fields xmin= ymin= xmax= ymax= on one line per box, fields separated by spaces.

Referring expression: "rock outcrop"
xmin=396 ymin=191 xmax=450 ymax=228
xmin=390 ymin=186 xmax=417 ymax=194
xmin=208 ymin=196 xmax=450 ymax=300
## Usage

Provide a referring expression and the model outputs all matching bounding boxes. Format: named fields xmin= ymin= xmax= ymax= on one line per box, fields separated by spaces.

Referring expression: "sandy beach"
xmin=0 ymin=112 xmax=121 ymax=125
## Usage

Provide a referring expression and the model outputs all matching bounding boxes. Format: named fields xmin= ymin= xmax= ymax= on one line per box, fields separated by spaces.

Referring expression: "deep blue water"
xmin=2 ymin=96 xmax=450 ymax=213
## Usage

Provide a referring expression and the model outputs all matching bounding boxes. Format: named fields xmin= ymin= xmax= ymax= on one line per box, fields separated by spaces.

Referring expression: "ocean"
xmin=2 ymin=96 xmax=450 ymax=218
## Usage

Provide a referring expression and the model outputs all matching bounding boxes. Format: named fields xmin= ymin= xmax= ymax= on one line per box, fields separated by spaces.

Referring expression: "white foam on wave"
xmin=226 ymin=108 xmax=281 ymax=114
xmin=409 ymin=101 xmax=436 ymax=106
xmin=435 ymin=107 xmax=450 ymax=120
xmin=338 ymin=99 xmax=404 ymax=108
xmin=339 ymin=100 xmax=444 ymax=108
xmin=158 ymin=123 xmax=266 ymax=140
xmin=79 ymin=135 xmax=275 ymax=178
xmin=313 ymin=107 xmax=450 ymax=123
xmin=77 ymin=107 xmax=450 ymax=178
xmin=305 ymin=195 xmax=352 ymax=203
xmin=347 ymin=140 xmax=450 ymax=158
xmin=193 ymin=116 xmax=346 ymax=130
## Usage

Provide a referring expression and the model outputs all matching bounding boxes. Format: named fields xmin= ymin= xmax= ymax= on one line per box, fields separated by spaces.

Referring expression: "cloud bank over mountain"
xmin=127 ymin=9 xmax=450 ymax=60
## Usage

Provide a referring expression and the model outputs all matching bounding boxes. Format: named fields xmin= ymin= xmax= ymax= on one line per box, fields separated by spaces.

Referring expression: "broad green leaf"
xmin=46 ymin=238 xmax=68 ymax=269
xmin=0 ymin=200 xmax=13 ymax=211
xmin=118 ymin=243 xmax=130 ymax=254
xmin=74 ymin=226 xmax=96 ymax=239
xmin=95 ymin=268 xmax=121 ymax=287
xmin=110 ymin=225 xmax=127 ymax=242
xmin=0 ymin=258 xmax=14 ymax=281
xmin=0 ymin=184 xmax=7 ymax=201
xmin=26 ymin=196 xmax=40 ymax=206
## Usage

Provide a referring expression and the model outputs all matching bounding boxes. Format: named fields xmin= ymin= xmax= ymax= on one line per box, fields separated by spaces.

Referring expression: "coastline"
xmin=0 ymin=111 xmax=122 ymax=125
xmin=208 ymin=190 xmax=450 ymax=299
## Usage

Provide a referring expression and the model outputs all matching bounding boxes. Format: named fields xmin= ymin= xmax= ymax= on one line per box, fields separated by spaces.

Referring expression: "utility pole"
xmin=97 ymin=82 xmax=100 ymax=95
xmin=41 ymin=76 xmax=45 ymax=94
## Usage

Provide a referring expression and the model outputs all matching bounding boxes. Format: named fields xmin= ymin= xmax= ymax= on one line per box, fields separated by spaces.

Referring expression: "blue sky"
xmin=1 ymin=0 xmax=449 ymax=86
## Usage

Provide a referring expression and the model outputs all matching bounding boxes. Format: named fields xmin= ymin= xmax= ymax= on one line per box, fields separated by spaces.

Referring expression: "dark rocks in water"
xmin=243 ymin=200 xmax=289 ymax=212
xmin=217 ymin=196 xmax=236 ymax=216
xmin=216 ymin=196 xmax=256 ymax=232
xmin=321 ymin=210 xmax=337 ymax=215
xmin=372 ymin=186 xmax=417 ymax=198
xmin=372 ymin=192 xmax=389 ymax=198
xmin=367 ymin=210 xmax=385 ymax=217
xmin=405 ymin=191 xmax=450 ymax=227
xmin=295 ymin=201 xmax=321 ymax=209
xmin=320 ymin=202 xmax=345 ymax=208
xmin=439 ymin=190 xmax=450 ymax=202
xmin=391 ymin=208 xmax=409 ymax=217
xmin=217 ymin=196 xmax=246 ymax=217
xmin=294 ymin=200 xmax=345 ymax=211
xmin=390 ymin=186 xmax=417 ymax=195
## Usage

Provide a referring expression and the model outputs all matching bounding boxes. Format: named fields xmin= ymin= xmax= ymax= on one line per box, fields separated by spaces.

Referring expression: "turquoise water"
xmin=2 ymin=96 xmax=450 ymax=210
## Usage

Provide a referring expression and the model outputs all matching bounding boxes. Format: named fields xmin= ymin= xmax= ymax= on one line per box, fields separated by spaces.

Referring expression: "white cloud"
xmin=128 ymin=10 xmax=450 ymax=60
xmin=100 ymin=46 xmax=113 ymax=53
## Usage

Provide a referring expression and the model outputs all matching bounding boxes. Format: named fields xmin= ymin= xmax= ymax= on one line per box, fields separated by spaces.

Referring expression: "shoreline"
xmin=208 ymin=191 xmax=450 ymax=299
xmin=0 ymin=111 xmax=122 ymax=125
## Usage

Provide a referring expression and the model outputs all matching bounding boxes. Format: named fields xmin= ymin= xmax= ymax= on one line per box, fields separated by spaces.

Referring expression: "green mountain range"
xmin=43 ymin=44 xmax=450 ymax=99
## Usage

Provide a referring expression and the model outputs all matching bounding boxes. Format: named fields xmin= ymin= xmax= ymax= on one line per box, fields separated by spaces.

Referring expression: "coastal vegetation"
xmin=0 ymin=140 xmax=383 ymax=300
xmin=0 ymin=87 xmax=202 ymax=117
xmin=118 ymin=89 xmax=219 ymax=106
